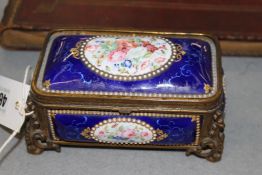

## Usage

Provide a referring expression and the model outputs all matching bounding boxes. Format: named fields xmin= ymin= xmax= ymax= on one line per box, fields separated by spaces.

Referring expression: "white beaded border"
xmin=78 ymin=35 xmax=179 ymax=81
xmin=47 ymin=110 xmax=59 ymax=140
xmin=41 ymin=35 xmax=218 ymax=99
xmin=90 ymin=118 xmax=156 ymax=145
xmin=47 ymin=110 xmax=200 ymax=146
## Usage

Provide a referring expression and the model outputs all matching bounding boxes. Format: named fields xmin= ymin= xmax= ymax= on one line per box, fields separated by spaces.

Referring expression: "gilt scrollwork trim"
xmin=25 ymin=98 xmax=60 ymax=154
xmin=155 ymin=129 xmax=168 ymax=142
xmin=81 ymin=127 xmax=92 ymax=139
xmin=186 ymin=106 xmax=225 ymax=162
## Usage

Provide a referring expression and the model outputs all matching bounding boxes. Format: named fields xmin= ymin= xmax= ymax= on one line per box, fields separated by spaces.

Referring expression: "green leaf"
xmin=110 ymin=43 xmax=117 ymax=51
xmin=106 ymin=66 xmax=111 ymax=71
xmin=144 ymin=52 xmax=152 ymax=58
xmin=101 ymin=43 xmax=110 ymax=50
xmin=153 ymin=65 xmax=159 ymax=70
xmin=134 ymin=38 xmax=142 ymax=44
xmin=119 ymin=126 xmax=124 ymax=132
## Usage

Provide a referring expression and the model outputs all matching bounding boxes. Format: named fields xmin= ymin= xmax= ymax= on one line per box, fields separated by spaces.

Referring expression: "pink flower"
xmin=117 ymin=40 xmax=134 ymax=52
xmin=141 ymin=131 xmax=149 ymax=137
xmin=146 ymin=45 xmax=158 ymax=53
xmin=142 ymin=41 xmax=158 ymax=53
xmin=131 ymin=42 xmax=138 ymax=48
xmin=140 ymin=60 xmax=150 ymax=70
xmin=128 ymin=131 xmax=135 ymax=138
xmin=122 ymin=129 xmax=136 ymax=138
xmin=154 ymin=57 xmax=166 ymax=64
xmin=142 ymin=41 xmax=150 ymax=47
xmin=111 ymin=123 xmax=118 ymax=128
xmin=85 ymin=45 xmax=98 ymax=51
xmin=98 ymin=130 xmax=105 ymax=137
xmin=159 ymin=45 xmax=167 ymax=49
xmin=108 ymin=50 xmax=127 ymax=63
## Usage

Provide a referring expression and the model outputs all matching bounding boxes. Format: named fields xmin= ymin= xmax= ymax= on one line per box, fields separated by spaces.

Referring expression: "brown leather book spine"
xmin=1 ymin=0 xmax=262 ymax=56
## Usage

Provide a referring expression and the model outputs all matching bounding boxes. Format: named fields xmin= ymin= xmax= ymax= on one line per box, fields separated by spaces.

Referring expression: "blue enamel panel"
xmin=43 ymin=35 xmax=213 ymax=95
xmin=52 ymin=114 xmax=198 ymax=145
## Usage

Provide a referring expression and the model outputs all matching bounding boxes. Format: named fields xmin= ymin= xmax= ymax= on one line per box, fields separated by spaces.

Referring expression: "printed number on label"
xmin=0 ymin=92 xmax=8 ymax=108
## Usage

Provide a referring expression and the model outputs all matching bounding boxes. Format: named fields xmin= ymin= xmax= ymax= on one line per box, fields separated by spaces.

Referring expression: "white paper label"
xmin=0 ymin=75 xmax=30 ymax=132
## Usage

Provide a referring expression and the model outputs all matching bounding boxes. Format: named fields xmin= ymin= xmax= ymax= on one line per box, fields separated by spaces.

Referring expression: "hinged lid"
xmin=31 ymin=30 xmax=223 ymax=110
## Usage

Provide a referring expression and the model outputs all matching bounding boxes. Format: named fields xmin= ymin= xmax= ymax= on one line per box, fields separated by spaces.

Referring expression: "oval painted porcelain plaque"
xmin=90 ymin=118 xmax=157 ymax=144
xmin=79 ymin=36 xmax=177 ymax=81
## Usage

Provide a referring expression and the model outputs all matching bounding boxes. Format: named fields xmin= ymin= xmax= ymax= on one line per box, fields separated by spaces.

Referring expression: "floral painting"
xmin=91 ymin=119 xmax=155 ymax=144
xmin=83 ymin=36 xmax=172 ymax=78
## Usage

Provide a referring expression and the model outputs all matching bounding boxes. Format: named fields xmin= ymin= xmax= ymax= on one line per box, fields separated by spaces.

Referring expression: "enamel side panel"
xmin=48 ymin=111 xmax=200 ymax=146
xmin=39 ymin=33 xmax=217 ymax=98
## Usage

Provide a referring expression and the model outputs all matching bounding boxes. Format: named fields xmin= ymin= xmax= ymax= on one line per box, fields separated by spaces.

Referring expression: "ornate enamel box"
xmin=26 ymin=30 xmax=225 ymax=162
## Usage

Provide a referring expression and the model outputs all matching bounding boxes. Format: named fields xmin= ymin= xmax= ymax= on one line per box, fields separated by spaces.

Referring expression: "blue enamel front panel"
xmin=42 ymin=34 xmax=213 ymax=95
xmin=51 ymin=113 xmax=199 ymax=145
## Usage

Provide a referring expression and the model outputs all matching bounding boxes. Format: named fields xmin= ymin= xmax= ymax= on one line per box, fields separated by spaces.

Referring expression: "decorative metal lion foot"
xmin=186 ymin=109 xmax=225 ymax=162
xmin=25 ymin=99 xmax=60 ymax=154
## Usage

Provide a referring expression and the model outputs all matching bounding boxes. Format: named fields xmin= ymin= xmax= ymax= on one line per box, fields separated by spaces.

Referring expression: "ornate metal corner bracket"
xmin=25 ymin=98 xmax=60 ymax=154
xmin=186 ymin=109 xmax=225 ymax=162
